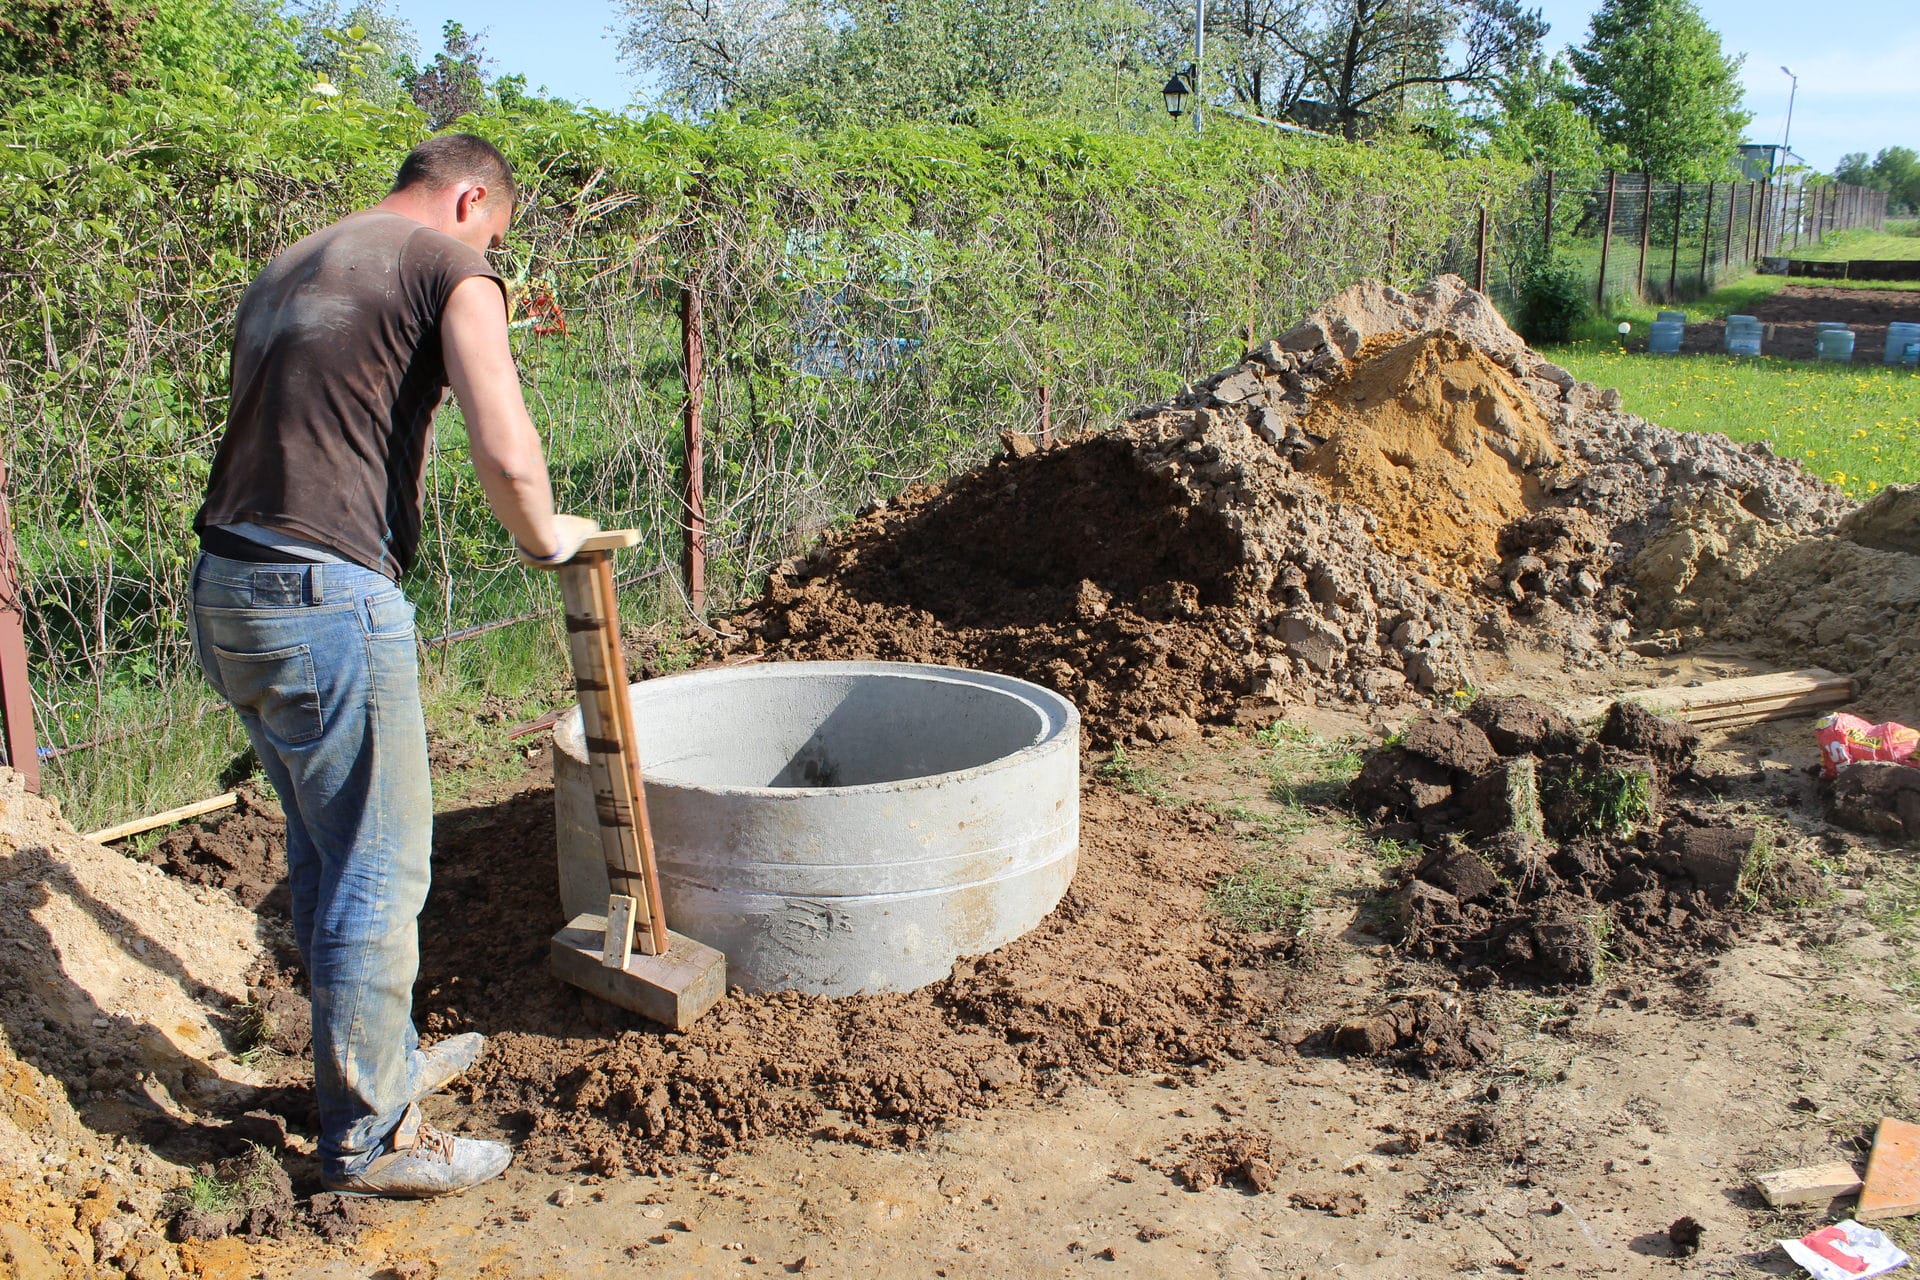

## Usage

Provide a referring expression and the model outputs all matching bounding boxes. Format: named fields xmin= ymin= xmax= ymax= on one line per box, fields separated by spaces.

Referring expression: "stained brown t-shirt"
xmin=196 ymin=210 xmax=503 ymax=580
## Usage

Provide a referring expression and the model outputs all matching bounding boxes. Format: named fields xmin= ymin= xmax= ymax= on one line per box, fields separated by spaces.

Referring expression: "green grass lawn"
xmin=1547 ymin=339 xmax=1919 ymax=499
xmin=1790 ymin=218 xmax=1920 ymax=262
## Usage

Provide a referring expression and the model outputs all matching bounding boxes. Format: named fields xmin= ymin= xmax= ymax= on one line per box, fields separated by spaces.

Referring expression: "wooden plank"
xmin=1755 ymin=1162 xmax=1864 ymax=1208
xmin=84 ymin=793 xmax=238 ymax=845
xmin=551 ymin=915 xmax=727 ymax=1032
xmin=1859 ymin=1117 xmax=1920 ymax=1222
xmin=591 ymin=552 xmax=670 ymax=957
xmin=557 ymin=551 xmax=658 ymax=950
xmin=576 ymin=528 xmax=641 ymax=552
xmin=603 ymin=893 xmax=637 ymax=969
xmin=1572 ymin=670 xmax=1853 ymax=726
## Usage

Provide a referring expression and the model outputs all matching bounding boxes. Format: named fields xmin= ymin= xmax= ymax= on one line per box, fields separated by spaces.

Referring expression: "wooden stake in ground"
xmin=547 ymin=530 xmax=725 ymax=1030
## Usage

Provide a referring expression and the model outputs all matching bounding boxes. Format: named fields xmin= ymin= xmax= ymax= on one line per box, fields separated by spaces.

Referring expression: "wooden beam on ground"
xmin=1573 ymin=669 xmax=1854 ymax=728
xmin=1755 ymin=1162 xmax=1864 ymax=1208
xmin=85 ymin=792 xmax=238 ymax=845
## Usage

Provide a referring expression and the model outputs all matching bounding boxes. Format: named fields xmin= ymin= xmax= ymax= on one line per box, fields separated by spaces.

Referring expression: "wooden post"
xmin=0 ymin=459 xmax=38 ymax=792
xmin=680 ymin=279 xmax=706 ymax=615
xmin=1542 ymin=170 xmax=1555 ymax=255
xmin=1668 ymin=183 xmax=1683 ymax=298
xmin=1636 ymin=175 xmax=1653 ymax=299
xmin=557 ymin=532 xmax=670 ymax=960
xmin=1038 ymin=384 xmax=1053 ymax=448
xmin=1699 ymin=181 xmax=1716 ymax=287
xmin=1474 ymin=205 xmax=1489 ymax=293
xmin=1595 ymin=172 xmax=1618 ymax=309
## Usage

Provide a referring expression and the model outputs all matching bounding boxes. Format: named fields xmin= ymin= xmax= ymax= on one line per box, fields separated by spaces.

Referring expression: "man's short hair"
xmin=392 ymin=133 xmax=517 ymax=207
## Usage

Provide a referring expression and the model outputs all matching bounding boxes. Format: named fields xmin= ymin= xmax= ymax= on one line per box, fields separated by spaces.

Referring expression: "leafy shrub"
xmin=1515 ymin=254 xmax=1588 ymax=344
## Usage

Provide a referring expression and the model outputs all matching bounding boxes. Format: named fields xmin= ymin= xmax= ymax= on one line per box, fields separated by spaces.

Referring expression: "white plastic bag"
xmin=1779 ymin=1221 xmax=1910 ymax=1280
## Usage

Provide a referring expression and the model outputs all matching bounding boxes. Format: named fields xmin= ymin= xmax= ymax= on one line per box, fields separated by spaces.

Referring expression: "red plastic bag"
xmin=1814 ymin=712 xmax=1920 ymax=778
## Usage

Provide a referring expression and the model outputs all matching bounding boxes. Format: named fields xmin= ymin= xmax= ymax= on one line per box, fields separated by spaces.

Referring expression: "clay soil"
xmin=1666 ymin=284 xmax=1920 ymax=360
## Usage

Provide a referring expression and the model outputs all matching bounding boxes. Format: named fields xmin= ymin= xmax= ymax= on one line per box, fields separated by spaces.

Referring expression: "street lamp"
xmin=1779 ymin=66 xmax=1797 ymax=174
xmin=1163 ymin=67 xmax=1194 ymax=119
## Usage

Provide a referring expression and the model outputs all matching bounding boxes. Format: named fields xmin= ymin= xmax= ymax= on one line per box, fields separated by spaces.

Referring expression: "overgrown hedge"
xmin=0 ymin=61 xmax=1526 ymax=737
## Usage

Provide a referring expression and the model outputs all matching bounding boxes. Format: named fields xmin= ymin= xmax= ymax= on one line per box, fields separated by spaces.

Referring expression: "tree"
xmin=1484 ymin=53 xmax=1611 ymax=172
xmin=612 ymin=0 xmax=825 ymax=115
xmin=0 ymin=0 xmax=153 ymax=91
xmin=407 ymin=20 xmax=491 ymax=127
xmin=1835 ymin=147 xmax=1920 ymax=213
xmin=286 ymin=0 xmax=418 ymax=103
xmin=1566 ymin=0 xmax=1747 ymax=179
xmin=1251 ymin=0 xmax=1546 ymax=140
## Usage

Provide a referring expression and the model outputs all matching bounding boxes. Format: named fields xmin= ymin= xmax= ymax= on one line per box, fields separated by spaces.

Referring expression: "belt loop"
xmin=309 ymin=564 xmax=325 ymax=605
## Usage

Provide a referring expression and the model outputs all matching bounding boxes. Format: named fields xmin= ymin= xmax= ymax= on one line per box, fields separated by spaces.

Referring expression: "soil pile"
xmin=1632 ymin=484 xmax=1920 ymax=721
xmin=0 ymin=768 xmax=272 ymax=1277
xmin=1298 ymin=330 xmax=1560 ymax=592
xmin=211 ymin=771 xmax=1290 ymax=1176
xmin=725 ymin=276 xmax=1848 ymax=743
xmin=1348 ymin=697 xmax=1820 ymax=986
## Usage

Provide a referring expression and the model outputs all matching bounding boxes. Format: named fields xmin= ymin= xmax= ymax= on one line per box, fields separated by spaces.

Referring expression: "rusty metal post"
xmin=0 ymin=459 xmax=39 ymax=792
xmin=680 ymin=279 xmax=706 ymax=614
xmin=1746 ymin=181 xmax=1760 ymax=261
xmin=1595 ymin=172 xmax=1617 ymax=309
xmin=1474 ymin=205 xmax=1489 ymax=293
xmin=1699 ymin=181 xmax=1716 ymax=286
xmin=1636 ymin=175 xmax=1652 ymax=298
xmin=1668 ymin=183 xmax=1682 ymax=297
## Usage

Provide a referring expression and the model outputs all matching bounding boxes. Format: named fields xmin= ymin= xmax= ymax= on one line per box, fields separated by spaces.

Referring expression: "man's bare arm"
xmin=442 ymin=275 xmax=569 ymax=558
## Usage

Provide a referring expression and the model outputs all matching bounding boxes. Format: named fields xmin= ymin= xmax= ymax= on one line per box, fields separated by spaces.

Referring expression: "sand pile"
xmin=1348 ymin=698 xmax=1822 ymax=986
xmin=725 ymin=276 xmax=1848 ymax=742
xmin=1632 ymin=484 xmax=1920 ymax=722
xmin=0 ymin=769 xmax=272 ymax=1277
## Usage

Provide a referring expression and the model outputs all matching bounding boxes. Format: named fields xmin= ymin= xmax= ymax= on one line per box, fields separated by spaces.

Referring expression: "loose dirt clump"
xmin=1160 ymin=1128 xmax=1281 ymax=1193
xmin=725 ymin=276 xmax=1847 ymax=743
xmin=148 ymin=787 xmax=290 ymax=912
xmin=1324 ymin=995 xmax=1501 ymax=1075
xmin=167 ymin=1147 xmax=295 ymax=1244
xmin=1348 ymin=697 xmax=1810 ymax=986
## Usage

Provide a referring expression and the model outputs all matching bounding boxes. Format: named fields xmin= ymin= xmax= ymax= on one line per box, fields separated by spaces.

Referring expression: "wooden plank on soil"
xmin=1858 ymin=1117 xmax=1920 ymax=1222
xmin=1754 ymin=1161 xmax=1864 ymax=1207
xmin=1573 ymin=669 xmax=1854 ymax=728
xmin=83 ymin=793 xmax=238 ymax=845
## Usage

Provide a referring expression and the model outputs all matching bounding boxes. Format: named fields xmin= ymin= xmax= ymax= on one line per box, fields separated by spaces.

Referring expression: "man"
xmin=191 ymin=134 xmax=594 ymax=1197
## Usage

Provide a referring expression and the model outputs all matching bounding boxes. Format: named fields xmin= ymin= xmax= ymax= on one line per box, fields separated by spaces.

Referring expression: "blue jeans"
xmin=189 ymin=553 xmax=435 ymax=1177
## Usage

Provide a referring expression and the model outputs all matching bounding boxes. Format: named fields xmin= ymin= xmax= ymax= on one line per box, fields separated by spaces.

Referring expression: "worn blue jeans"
xmin=189 ymin=553 xmax=434 ymax=1177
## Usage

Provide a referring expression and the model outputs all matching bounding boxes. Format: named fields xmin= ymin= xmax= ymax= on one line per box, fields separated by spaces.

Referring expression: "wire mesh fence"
xmin=1443 ymin=171 xmax=1889 ymax=314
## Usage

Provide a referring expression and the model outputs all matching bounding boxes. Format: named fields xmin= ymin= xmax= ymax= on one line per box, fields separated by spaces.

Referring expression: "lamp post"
xmin=1779 ymin=66 xmax=1797 ymax=174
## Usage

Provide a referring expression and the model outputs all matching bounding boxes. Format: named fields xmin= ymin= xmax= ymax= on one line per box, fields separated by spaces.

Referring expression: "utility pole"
xmin=1192 ymin=0 xmax=1205 ymax=133
xmin=1779 ymin=66 xmax=1798 ymax=169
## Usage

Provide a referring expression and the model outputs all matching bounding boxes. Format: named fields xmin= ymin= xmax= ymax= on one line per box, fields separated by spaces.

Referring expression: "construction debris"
xmin=1859 ymin=1118 xmax=1920 ymax=1223
xmin=1756 ymin=1162 xmax=1865 ymax=1208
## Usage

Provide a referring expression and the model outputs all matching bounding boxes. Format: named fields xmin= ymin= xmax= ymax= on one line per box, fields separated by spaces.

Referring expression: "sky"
xmin=384 ymin=0 xmax=1919 ymax=173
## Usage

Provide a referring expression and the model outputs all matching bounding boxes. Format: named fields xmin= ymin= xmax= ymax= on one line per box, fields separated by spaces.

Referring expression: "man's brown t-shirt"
xmin=196 ymin=210 xmax=502 ymax=580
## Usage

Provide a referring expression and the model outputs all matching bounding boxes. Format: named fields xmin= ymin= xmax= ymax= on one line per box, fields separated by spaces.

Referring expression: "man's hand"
xmin=516 ymin=514 xmax=601 ymax=569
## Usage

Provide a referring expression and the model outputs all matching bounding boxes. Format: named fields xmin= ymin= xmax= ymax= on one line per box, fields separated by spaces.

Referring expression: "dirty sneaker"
xmin=321 ymin=1104 xmax=512 ymax=1199
xmin=412 ymin=1032 xmax=485 ymax=1102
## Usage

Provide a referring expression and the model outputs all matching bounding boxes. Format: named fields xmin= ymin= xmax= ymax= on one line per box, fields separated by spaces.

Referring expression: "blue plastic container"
xmin=1648 ymin=320 xmax=1684 ymax=354
xmin=1886 ymin=322 xmax=1920 ymax=365
xmin=1815 ymin=329 xmax=1855 ymax=362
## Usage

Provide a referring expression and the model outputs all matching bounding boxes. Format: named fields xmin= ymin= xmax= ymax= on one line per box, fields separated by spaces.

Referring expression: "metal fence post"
xmin=1724 ymin=181 xmax=1737 ymax=267
xmin=1668 ymin=183 xmax=1682 ymax=297
xmin=0 ymin=458 xmax=39 ymax=792
xmin=1596 ymin=172 xmax=1618 ymax=309
xmin=1699 ymin=181 xmax=1716 ymax=287
xmin=680 ymin=277 xmax=707 ymax=614
xmin=1474 ymin=205 xmax=1489 ymax=293
xmin=1636 ymin=175 xmax=1652 ymax=298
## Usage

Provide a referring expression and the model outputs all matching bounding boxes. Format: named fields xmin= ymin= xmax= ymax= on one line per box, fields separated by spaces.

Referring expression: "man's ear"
xmin=455 ymin=182 xmax=489 ymax=223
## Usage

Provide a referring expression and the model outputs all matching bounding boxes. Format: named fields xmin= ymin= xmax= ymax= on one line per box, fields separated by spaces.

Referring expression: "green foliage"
xmin=1835 ymin=148 xmax=1920 ymax=215
xmin=0 ymin=0 xmax=152 ymax=91
xmin=1549 ymin=763 xmax=1655 ymax=838
xmin=1484 ymin=55 xmax=1613 ymax=173
xmin=406 ymin=20 xmax=490 ymax=127
xmin=1209 ymin=856 xmax=1318 ymax=935
xmin=1514 ymin=254 xmax=1588 ymax=344
xmin=1566 ymin=0 xmax=1748 ymax=180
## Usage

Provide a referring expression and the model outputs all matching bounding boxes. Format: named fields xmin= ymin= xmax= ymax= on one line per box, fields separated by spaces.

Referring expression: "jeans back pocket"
xmin=211 ymin=642 xmax=325 ymax=745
